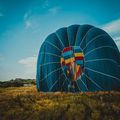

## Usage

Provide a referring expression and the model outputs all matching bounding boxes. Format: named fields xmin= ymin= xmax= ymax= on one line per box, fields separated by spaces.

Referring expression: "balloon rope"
xmin=83 ymin=34 xmax=107 ymax=51
xmin=85 ymin=67 xmax=120 ymax=82
xmin=67 ymin=29 xmax=71 ymax=47
xmin=40 ymin=67 xmax=62 ymax=82
xmin=79 ymin=27 xmax=94 ymax=47
xmin=84 ymin=45 xmax=118 ymax=57
xmin=83 ymin=73 xmax=103 ymax=90
xmin=45 ymin=41 xmax=62 ymax=52
xmin=55 ymin=33 xmax=65 ymax=48
xmin=49 ymin=73 xmax=64 ymax=91
xmin=76 ymin=80 xmax=82 ymax=92
xmin=39 ymin=62 xmax=60 ymax=67
xmin=77 ymin=77 xmax=88 ymax=91
xmin=39 ymin=52 xmax=62 ymax=58
xmin=74 ymin=26 xmax=81 ymax=46
xmin=85 ymin=58 xmax=118 ymax=65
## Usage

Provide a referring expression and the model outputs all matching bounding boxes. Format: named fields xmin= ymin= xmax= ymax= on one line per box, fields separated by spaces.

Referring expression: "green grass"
xmin=0 ymin=86 xmax=120 ymax=120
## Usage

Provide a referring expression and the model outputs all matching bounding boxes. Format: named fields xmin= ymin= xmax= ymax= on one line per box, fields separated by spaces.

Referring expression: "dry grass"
xmin=0 ymin=86 xmax=120 ymax=120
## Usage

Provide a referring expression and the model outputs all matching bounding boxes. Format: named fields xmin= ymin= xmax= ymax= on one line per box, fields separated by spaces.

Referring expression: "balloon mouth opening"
xmin=61 ymin=46 xmax=84 ymax=81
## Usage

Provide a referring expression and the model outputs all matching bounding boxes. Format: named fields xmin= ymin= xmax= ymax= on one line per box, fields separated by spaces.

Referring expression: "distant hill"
xmin=0 ymin=78 xmax=36 ymax=87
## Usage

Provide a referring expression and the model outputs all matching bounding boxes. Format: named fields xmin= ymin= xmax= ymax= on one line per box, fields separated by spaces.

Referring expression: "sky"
xmin=0 ymin=0 xmax=120 ymax=81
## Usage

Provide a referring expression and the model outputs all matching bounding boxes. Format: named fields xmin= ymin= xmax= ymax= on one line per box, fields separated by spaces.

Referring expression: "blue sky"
xmin=0 ymin=0 xmax=120 ymax=81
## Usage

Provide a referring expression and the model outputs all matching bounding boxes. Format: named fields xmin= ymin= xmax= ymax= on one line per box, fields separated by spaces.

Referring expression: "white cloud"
xmin=24 ymin=10 xmax=31 ymax=20
xmin=48 ymin=7 xmax=60 ymax=15
xmin=18 ymin=56 xmax=37 ymax=68
xmin=101 ymin=18 xmax=120 ymax=51
xmin=18 ymin=56 xmax=37 ymax=78
xmin=42 ymin=0 xmax=49 ymax=8
xmin=25 ymin=20 xmax=32 ymax=29
xmin=24 ymin=10 xmax=33 ymax=29
xmin=114 ymin=36 xmax=120 ymax=41
xmin=115 ymin=41 xmax=120 ymax=51
xmin=101 ymin=18 xmax=120 ymax=37
xmin=24 ymin=13 xmax=29 ymax=20
xmin=114 ymin=37 xmax=120 ymax=51
xmin=42 ymin=0 xmax=60 ymax=15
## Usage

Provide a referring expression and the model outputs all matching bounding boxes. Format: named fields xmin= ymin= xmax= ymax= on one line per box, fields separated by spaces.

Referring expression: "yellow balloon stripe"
xmin=65 ymin=57 xmax=75 ymax=64
xmin=74 ymin=53 xmax=84 ymax=57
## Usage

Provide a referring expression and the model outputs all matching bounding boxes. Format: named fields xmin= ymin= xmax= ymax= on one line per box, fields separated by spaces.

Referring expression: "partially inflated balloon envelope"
xmin=36 ymin=24 xmax=120 ymax=92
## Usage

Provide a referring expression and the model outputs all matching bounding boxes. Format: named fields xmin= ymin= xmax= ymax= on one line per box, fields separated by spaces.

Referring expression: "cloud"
xmin=42 ymin=0 xmax=49 ymax=8
xmin=114 ymin=36 xmax=120 ymax=41
xmin=48 ymin=7 xmax=60 ymax=15
xmin=114 ymin=37 xmax=120 ymax=51
xmin=101 ymin=18 xmax=120 ymax=51
xmin=101 ymin=18 xmax=120 ymax=38
xmin=115 ymin=41 xmax=120 ymax=51
xmin=18 ymin=56 xmax=37 ymax=78
xmin=18 ymin=56 xmax=37 ymax=68
xmin=42 ymin=0 xmax=60 ymax=15
xmin=24 ymin=13 xmax=29 ymax=20
xmin=25 ymin=20 xmax=32 ymax=29
xmin=23 ymin=10 xmax=33 ymax=29
xmin=24 ymin=10 xmax=31 ymax=20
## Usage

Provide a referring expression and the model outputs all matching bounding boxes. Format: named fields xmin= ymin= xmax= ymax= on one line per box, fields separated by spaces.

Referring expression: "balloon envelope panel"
xmin=36 ymin=24 xmax=120 ymax=92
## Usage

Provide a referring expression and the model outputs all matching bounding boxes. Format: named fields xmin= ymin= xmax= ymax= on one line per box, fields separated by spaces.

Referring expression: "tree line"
xmin=0 ymin=78 xmax=36 ymax=87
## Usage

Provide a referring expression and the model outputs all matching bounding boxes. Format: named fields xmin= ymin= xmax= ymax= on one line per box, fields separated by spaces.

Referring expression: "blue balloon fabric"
xmin=36 ymin=24 xmax=120 ymax=92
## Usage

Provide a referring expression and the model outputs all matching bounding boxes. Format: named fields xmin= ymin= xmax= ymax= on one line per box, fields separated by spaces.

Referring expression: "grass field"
xmin=0 ymin=86 xmax=120 ymax=120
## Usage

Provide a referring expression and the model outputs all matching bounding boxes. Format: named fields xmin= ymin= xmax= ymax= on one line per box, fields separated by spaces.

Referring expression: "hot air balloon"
xmin=36 ymin=24 xmax=120 ymax=92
